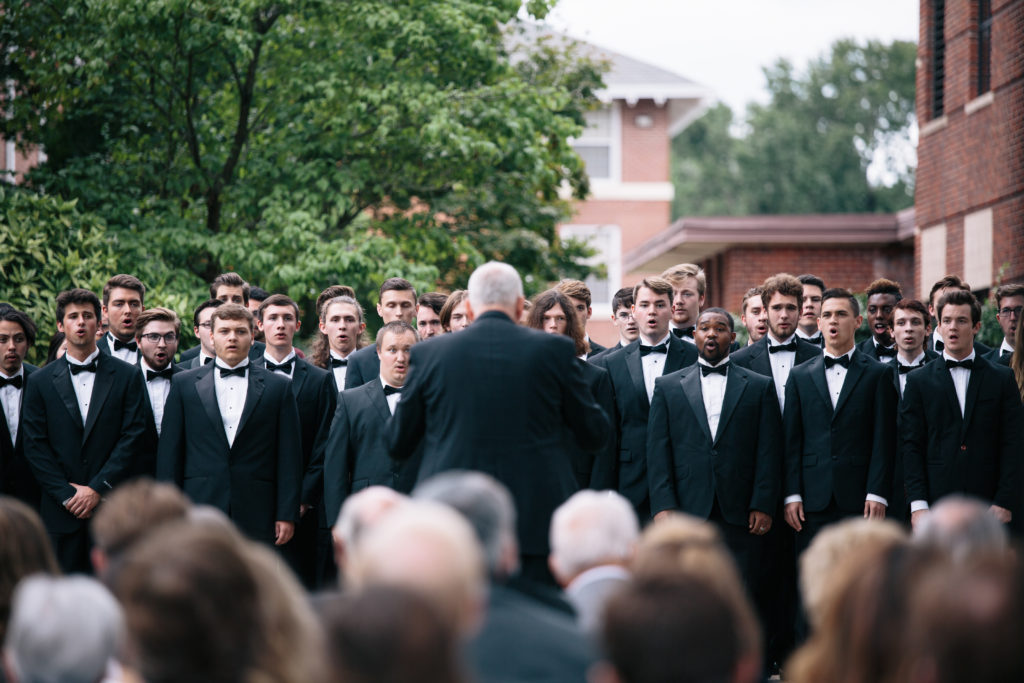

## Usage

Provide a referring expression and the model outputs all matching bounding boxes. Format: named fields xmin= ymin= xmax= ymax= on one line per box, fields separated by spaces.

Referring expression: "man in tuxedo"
xmin=989 ymin=283 xmax=1023 ymax=366
xmin=731 ymin=273 xmax=821 ymax=412
xmin=22 ymin=289 xmax=148 ymax=572
xmin=588 ymin=289 xmax=638 ymax=362
xmin=179 ymin=299 xmax=223 ymax=369
xmin=661 ymin=263 xmax=705 ymax=342
xmin=99 ymin=274 xmax=145 ymax=364
xmin=324 ymin=321 xmax=420 ymax=526
xmin=416 ymin=292 xmax=447 ymax=340
xmin=254 ymin=293 xmax=337 ymax=585
xmin=389 ymin=261 xmax=610 ymax=579
xmin=555 ymin=279 xmax=606 ymax=358
xmin=740 ymin=286 xmax=768 ymax=345
xmin=134 ymin=307 xmax=184 ymax=478
xmin=345 ymin=277 xmax=417 ymax=388
xmin=783 ymin=288 xmax=897 ymax=551
xmin=889 ymin=299 xmax=938 ymax=398
xmin=248 ymin=286 xmax=269 ymax=342
xmin=157 ymin=304 xmax=302 ymax=547
xmin=591 ymin=276 xmax=698 ymax=521
xmin=796 ymin=274 xmax=825 ymax=346
xmin=180 ymin=273 xmax=265 ymax=363
xmin=856 ymin=278 xmax=902 ymax=361
xmin=0 ymin=307 xmax=40 ymax=506
xmin=926 ymin=275 xmax=993 ymax=355
xmin=647 ymin=307 xmax=782 ymax=585
xmin=901 ymin=289 xmax=1022 ymax=531
xmin=320 ymin=295 xmax=367 ymax=392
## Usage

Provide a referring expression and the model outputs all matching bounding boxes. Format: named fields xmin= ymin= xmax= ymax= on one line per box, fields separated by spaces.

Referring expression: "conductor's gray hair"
xmin=4 ymin=575 xmax=123 ymax=683
xmin=549 ymin=490 xmax=639 ymax=580
xmin=467 ymin=262 xmax=523 ymax=312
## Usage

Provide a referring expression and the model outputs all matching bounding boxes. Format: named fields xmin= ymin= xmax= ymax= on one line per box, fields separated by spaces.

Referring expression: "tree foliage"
xmin=672 ymin=39 xmax=917 ymax=218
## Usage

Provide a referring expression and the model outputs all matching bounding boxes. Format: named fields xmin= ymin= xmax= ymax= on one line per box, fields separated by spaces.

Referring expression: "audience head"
xmin=333 ymin=487 xmax=408 ymax=576
xmin=377 ymin=278 xmax=417 ymax=325
xmin=467 ymin=262 xmax=524 ymax=322
xmin=417 ymin=292 xmax=448 ymax=339
xmin=0 ymin=498 xmax=59 ymax=644
xmin=914 ymin=495 xmax=1008 ymax=564
xmin=210 ymin=272 xmax=249 ymax=305
xmin=413 ymin=470 xmax=519 ymax=580
xmin=3 ymin=575 xmax=122 ymax=683
xmin=439 ymin=290 xmax=470 ymax=333
xmin=527 ymin=289 xmax=586 ymax=356
xmin=661 ymin=263 xmax=706 ymax=328
xmin=549 ymin=490 xmax=638 ymax=587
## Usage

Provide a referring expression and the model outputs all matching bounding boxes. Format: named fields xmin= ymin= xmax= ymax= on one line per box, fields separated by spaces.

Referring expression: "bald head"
xmin=914 ymin=495 xmax=1008 ymax=564
xmin=333 ymin=486 xmax=408 ymax=577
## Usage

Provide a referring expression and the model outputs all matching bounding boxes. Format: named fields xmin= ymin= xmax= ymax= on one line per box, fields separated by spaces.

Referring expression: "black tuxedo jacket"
xmin=324 ymin=379 xmax=419 ymax=524
xmin=569 ymin=360 xmax=616 ymax=490
xmin=590 ymin=336 xmax=697 ymax=516
xmin=783 ymin=351 xmax=897 ymax=514
xmin=253 ymin=357 xmax=336 ymax=509
xmin=856 ymin=337 xmax=899 ymax=363
xmin=389 ymin=311 xmax=610 ymax=555
xmin=22 ymin=354 xmax=148 ymax=534
xmin=586 ymin=338 xmax=607 ymax=358
xmin=0 ymin=364 xmax=40 ymax=506
xmin=985 ymin=346 xmax=1012 ymax=367
xmin=587 ymin=341 xmax=624 ymax=363
xmin=900 ymin=354 xmax=1022 ymax=509
xmin=179 ymin=341 xmax=265 ymax=365
xmin=647 ymin=363 xmax=783 ymax=525
xmin=884 ymin=350 xmax=940 ymax=397
xmin=729 ymin=335 xmax=821 ymax=381
xmin=343 ymin=344 xmax=380 ymax=389
xmin=156 ymin=363 xmax=303 ymax=543
xmin=136 ymin=363 xmax=187 ymax=478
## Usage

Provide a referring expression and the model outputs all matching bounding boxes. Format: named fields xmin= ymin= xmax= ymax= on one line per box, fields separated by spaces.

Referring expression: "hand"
xmin=274 ymin=521 xmax=295 ymax=546
xmin=911 ymin=509 xmax=928 ymax=531
xmin=748 ymin=510 xmax=772 ymax=536
xmin=784 ymin=501 xmax=804 ymax=531
xmin=989 ymin=505 xmax=1012 ymax=524
xmin=863 ymin=500 xmax=887 ymax=520
xmin=65 ymin=484 xmax=100 ymax=519
xmin=653 ymin=510 xmax=673 ymax=523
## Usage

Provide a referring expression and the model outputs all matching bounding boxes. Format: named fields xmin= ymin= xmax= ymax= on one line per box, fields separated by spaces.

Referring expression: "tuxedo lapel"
xmin=750 ymin=338 xmax=772 ymax=375
xmin=50 ymin=362 xmax=83 ymax=427
xmin=291 ymin=361 xmax=309 ymax=398
xmin=368 ymin=381 xmax=391 ymax=423
xmin=664 ymin=336 xmax=689 ymax=374
xmin=82 ymin=357 xmax=115 ymax=442
xmin=236 ymin=369 xmax=266 ymax=442
xmin=833 ymin=353 xmax=866 ymax=417
xmin=807 ymin=356 xmax=832 ymax=414
xmin=934 ymin=362 xmax=963 ymax=427
xmin=195 ymin=366 xmax=230 ymax=449
xmin=680 ymin=370 xmax=713 ymax=444
xmin=715 ymin=368 xmax=747 ymax=445
xmin=960 ymin=361 xmax=985 ymax=439
xmin=623 ymin=344 xmax=648 ymax=409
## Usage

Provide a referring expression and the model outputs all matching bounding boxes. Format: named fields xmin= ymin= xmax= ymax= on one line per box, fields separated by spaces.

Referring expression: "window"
xmin=559 ymin=224 xmax=622 ymax=315
xmin=978 ymin=0 xmax=992 ymax=94
xmin=571 ymin=105 xmax=619 ymax=181
xmin=932 ymin=0 xmax=946 ymax=118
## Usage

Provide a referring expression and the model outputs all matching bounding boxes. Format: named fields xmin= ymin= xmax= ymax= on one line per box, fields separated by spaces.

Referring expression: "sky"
xmin=542 ymin=0 xmax=919 ymax=116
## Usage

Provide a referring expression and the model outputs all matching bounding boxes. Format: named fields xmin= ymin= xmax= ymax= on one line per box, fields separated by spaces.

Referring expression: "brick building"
xmin=915 ymin=0 xmax=1024 ymax=296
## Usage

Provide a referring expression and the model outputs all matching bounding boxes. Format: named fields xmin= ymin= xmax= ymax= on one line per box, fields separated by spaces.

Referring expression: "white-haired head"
xmin=914 ymin=494 xmax=1008 ymax=564
xmin=549 ymin=489 xmax=639 ymax=585
xmin=332 ymin=486 xmax=408 ymax=578
xmin=467 ymin=262 xmax=524 ymax=320
xmin=4 ymin=575 xmax=123 ymax=683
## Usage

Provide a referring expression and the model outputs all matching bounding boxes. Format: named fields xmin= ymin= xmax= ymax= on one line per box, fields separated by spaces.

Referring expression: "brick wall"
xmin=620 ymin=100 xmax=670 ymax=183
xmin=570 ymin=199 xmax=671 ymax=253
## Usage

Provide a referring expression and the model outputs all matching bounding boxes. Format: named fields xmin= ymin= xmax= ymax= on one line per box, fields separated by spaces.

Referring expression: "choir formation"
xmin=1 ymin=260 xmax=1023 ymax=683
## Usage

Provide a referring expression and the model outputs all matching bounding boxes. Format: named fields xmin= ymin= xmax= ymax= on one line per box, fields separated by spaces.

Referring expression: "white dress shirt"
xmin=872 ymin=337 xmax=897 ymax=356
xmin=697 ymin=358 xmax=729 ymax=440
xmin=140 ymin=360 xmax=172 ymax=436
xmin=66 ymin=349 xmax=101 ymax=426
xmin=264 ymin=350 xmax=296 ymax=379
xmin=105 ymin=333 xmax=138 ymax=364
xmin=931 ymin=329 xmax=945 ymax=352
xmin=381 ymin=377 xmax=401 ymax=415
xmin=796 ymin=328 xmax=823 ymax=344
xmin=896 ymin=351 xmax=927 ymax=397
xmin=1000 ymin=337 xmax=1013 ymax=357
xmin=330 ymin=350 xmax=350 ymax=391
xmin=0 ymin=367 xmax=25 ymax=446
xmin=943 ymin=349 xmax=975 ymax=417
xmin=214 ymin=359 xmax=249 ymax=447
xmin=766 ymin=333 xmax=798 ymax=411
xmin=640 ymin=333 xmax=672 ymax=402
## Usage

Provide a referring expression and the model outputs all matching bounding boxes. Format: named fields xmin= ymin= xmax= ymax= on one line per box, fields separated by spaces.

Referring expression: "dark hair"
xmin=993 ymin=283 xmax=1024 ymax=305
xmin=0 ymin=307 xmax=37 ymax=347
xmin=90 ymin=478 xmax=190 ymax=563
xmin=134 ymin=308 xmax=181 ymax=338
xmin=554 ymin=279 xmax=592 ymax=308
xmin=761 ymin=274 xmax=804 ymax=308
xmin=417 ymin=292 xmax=448 ymax=316
xmin=256 ymin=293 xmax=299 ymax=321
xmin=375 ymin=321 xmax=419 ymax=350
xmin=248 ymin=286 xmax=269 ymax=303
xmin=937 ymin=289 xmax=982 ymax=325
xmin=102 ymin=274 xmax=146 ymax=306
xmin=192 ymin=299 xmax=224 ymax=329
xmin=928 ymin=275 xmax=967 ymax=308
xmin=611 ymin=287 xmax=634 ymax=313
xmin=0 ymin=497 xmax=60 ymax=643
xmin=865 ymin=278 xmax=903 ymax=302
xmin=526 ymin=289 xmax=587 ymax=356
xmin=894 ymin=299 xmax=930 ymax=323
xmin=209 ymin=303 xmax=255 ymax=329
xmin=45 ymin=332 xmax=66 ymax=365
xmin=821 ymin=288 xmax=860 ymax=316
xmin=55 ymin=288 xmax=101 ymax=322
xmin=740 ymin=287 xmax=763 ymax=315
xmin=699 ymin=307 xmax=735 ymax=332
xmin=439 ymin=290 xmax=468 ymax=332
xmin=379 ymin=277 xmax=416 ymax=300
xmin=316 ymin=285 xmax=356 ymax=318
xmin=209 ymin=273 xmax=250 ymax=304
xmin=797 ymin=274 xmax=826 ymax=291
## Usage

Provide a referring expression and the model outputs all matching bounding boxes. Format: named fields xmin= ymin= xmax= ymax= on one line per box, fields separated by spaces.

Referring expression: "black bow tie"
xmin=331 ymin=357 xmax=348 ymax=368
xmin=1001 ymin=349 xmax=1012 ymax=359
xmin=113 ymin=337 xmax=138 ymax=353
xmin=219 ymin=366 xmax=248 ymax=378
xmin=672 ymin=327 xmax=694 ymax=339
xmin=945 ymin=359 xmax=973 ymax=370
xmin=0 ymin=375 xmax=23 ymax=389
xmin=898 ymin=363 xmax=926 ymax=374
xmin=383 ymin=385 xmax=402 ymax=396
xmin=146 ymin=368 xmax=174 ymax=382
xmin=202 ymin=356 xmax=213 ymax=365
xmin=68 ymin=359 xmax=98 ymax=375
xmin=806 ymin=334 xmax=824 ymax=347
xmin=824 ymin=355 xmax=851 ymax=369
xmin=266 ymin=360 xmax=293 ymax=374
xmin=876 ymin=345 xmax=897 ymax=357
xmin=769 ymin=341 xmax=799 ymax=354
xmin=700 ymin=363 xmax=728 ymax=377
xmin=639 ymin=343 xmax=668 ymax=356
xmin=934 ymin=338 xmax=944 ymax=352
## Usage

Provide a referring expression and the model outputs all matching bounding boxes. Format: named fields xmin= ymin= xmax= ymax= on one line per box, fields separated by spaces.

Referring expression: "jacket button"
xmin=960 ymin=444 xmax=967 ymax=451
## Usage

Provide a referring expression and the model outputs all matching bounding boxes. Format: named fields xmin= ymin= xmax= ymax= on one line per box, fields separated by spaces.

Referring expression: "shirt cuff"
xmin=865 ymin=494 xmax=888 ymax=507
xmin=784 ymin=494 xmax=803 ymax=505
xmin=910 ymin=500 xmax=929 ymax=513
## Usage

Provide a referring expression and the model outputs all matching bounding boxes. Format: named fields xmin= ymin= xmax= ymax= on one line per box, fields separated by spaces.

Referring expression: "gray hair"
xmin=335 ymin=486 xmax=408 ymax=552
xmin=914 ymin=494 xmax=1008 ymax=564
xmin=467 ymin=262 xmax=523 ymax=313
xmin=413 ymin=470 xmax=517 ymax=576
xmin=549 ymin=490 xmax=639 ymax=580
xmin=4 ymin=575 xmax=123 ymax=683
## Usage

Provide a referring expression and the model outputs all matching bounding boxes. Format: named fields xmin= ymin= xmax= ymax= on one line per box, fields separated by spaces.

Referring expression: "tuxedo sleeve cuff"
xmin=910 ymin=500 xmax=929 ymax=513
xmin=866 ymin=494 xmax=888 ymax=507
xmin=784 ymin=495 xmax=803 ymax=505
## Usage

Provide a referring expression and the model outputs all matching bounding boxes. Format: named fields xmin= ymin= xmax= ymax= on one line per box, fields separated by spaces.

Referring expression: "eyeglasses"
xmin=998 ymin=306 xmax=1023 ymax=317
xmin=197 ymin=322 xmax=212 ymax=329
xmin=141 ymin=333 xmax=178 ymax=344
